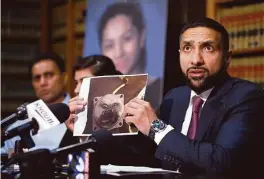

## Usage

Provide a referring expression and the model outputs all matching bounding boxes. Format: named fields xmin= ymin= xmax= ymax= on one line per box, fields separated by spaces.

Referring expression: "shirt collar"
xmin=190 ymin=87 xmax=214 ymax=104
xmin=62 ymin=93 xmax=71 ymax=104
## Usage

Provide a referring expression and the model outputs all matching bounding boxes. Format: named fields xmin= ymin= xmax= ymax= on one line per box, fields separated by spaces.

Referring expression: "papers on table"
xmin=101 ymin=164 xmax=180 ymax=176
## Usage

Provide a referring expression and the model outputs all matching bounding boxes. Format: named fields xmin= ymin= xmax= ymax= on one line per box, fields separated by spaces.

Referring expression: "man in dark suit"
xmin=124 ymin=17 xmax=264 ymax=178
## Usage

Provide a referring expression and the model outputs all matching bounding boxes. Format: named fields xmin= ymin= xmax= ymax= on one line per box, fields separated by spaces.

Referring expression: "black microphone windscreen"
xmin=52 ymin=129 xmax=113 ymax=155
xmin=91 ymin=129 xmax=113 ymax=146
xmin=48 ymin=103 xmax=70 ymax=123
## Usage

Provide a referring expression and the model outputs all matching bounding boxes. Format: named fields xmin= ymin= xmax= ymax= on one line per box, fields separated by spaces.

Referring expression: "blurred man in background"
xmin=30 ymin=52 xmax=69 ymax=105
xmin=1 ymin=52 xmax=70 ymax=154
xmin=64 ymin=55 xmax=122 ymax=133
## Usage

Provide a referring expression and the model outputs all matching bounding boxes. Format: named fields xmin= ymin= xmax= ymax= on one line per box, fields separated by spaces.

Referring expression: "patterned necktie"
xmin=187 ymin=96 xmax=204 ymax=140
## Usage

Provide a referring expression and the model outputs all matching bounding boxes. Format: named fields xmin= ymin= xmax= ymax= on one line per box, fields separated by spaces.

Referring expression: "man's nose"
xmin=191 ymin=49 xmax=204 ymax=66
xmin=39 ymin=76 xmax=48 ymax=86
xmin=74 ymin=83 xmax=81 ymax=95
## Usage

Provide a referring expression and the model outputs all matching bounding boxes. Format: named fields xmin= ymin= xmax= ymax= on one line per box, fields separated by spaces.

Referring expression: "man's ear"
xmin=225 ymin=50 xmax=232 ymax=69
xmin=140 ymin=28 xmax=146 ymax=48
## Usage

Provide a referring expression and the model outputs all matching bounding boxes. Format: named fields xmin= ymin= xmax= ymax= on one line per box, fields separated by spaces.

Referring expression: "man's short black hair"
xmin=29 ymin=52 xmax=65 ymax=77
xmin=98 ymin=1 xmax=144 ymax=45
xmin=180 ymin=17 xmax=229 ymax=54
xmin=74 ymin=55 xmax=122 ymax=76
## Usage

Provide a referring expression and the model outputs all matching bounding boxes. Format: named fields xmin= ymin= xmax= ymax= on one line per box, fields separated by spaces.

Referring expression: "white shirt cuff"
xmin=154 ymin=125 xmax=174 ymax=145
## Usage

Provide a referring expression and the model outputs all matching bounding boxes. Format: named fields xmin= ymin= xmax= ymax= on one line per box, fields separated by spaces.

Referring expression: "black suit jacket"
xmin=155 ymin=75 xmax=264 ymax=177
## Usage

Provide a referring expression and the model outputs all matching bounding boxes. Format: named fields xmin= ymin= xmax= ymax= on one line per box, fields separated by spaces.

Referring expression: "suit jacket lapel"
xmin=195 ymin=95 xmax=223 ymax=140
xmin=171 ymin=87 xmax=191 ymax=131
xmin=195 ymin=75 xmax=234 ymax=141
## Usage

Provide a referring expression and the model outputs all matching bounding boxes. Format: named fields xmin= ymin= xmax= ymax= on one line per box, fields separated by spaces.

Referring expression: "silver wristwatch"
xmin=148 ymin=119 xmax=167 ymax=140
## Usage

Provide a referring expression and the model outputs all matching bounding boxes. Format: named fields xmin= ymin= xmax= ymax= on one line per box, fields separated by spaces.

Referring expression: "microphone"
xmin=26 ymin=100 xmax=68 ymax=132
xmin=52 ymin=129 xmax=113 ymax=156
xmin=2 ymin=129 xmax=113 ymax=170
xmin=3 ymin=103 xmax=70 ymax=148
xmin=1 ymin=103 xmax=28 ymax=129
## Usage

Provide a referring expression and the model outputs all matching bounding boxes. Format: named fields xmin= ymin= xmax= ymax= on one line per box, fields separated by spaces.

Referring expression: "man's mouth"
xmin=188 ymin=69 xmax=206 ymax=78
xmin=40 ymin=90 xmax=50 ymax=95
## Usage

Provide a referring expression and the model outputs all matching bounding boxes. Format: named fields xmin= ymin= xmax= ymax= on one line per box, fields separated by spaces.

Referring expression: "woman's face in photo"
xmin=101 ymin=14 xmax=145 ymax=74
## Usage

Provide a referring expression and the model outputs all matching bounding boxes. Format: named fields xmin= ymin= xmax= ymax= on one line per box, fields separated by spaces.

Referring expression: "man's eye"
xmin=33 ymin=76 xmax=40 ymax=82
xmin=74 ymin=81 xmax=78 ymax=86
xmin=204 ymin=46 xmax=214 ymax=52
xmin=44 ymin=72 xmax=55 ymax=79
xmin=183 ymin=46 xmax=191 ymax=51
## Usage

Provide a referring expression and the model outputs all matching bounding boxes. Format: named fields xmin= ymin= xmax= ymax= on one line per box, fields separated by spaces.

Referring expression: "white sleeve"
xmin=154 ymin=125 xmax=174 ymax=145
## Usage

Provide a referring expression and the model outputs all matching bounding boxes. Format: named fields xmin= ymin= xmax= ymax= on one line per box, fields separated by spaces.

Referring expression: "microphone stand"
xmin=3 ymin=124 xmax=35 ymax=149
xmin=1 ymin=128 xmax=6 ymax=147
xmin=2 ymin=129 xmax=111 ymax=178
xmin=2 ymin=118 xmax=39 ymax=149
xmin=89 ymin=150 xmax=100 ymax=179
xmin=1 ymin=149 xmax=55 ymax=179
xmin=1 ymin=102 xmax=28 ymax=128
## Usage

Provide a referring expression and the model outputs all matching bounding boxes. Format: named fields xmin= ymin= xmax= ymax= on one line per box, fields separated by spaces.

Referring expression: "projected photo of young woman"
xmin=83 ymin=0 xmax=168 ymax=110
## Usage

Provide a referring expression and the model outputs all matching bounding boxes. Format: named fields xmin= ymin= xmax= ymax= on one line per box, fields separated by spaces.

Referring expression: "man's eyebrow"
xmin=80 ymin=77 xmax=87 ymax=81
xmin=180 ymin=40 xmax=194 ymax=45
xmin=202 ymin=40 xmax=217 ymax=45
xmin=33 ymin=74 xmax=40 ymax=78
xmin=43 ymin=71 xmax=54 ymax=75
xmin=180 ymin=40 xmax=218 ymax=46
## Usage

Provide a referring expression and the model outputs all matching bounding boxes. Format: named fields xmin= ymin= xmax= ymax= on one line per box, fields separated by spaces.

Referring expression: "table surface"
xmin=1 ymin=172 xmax=238 ymax=179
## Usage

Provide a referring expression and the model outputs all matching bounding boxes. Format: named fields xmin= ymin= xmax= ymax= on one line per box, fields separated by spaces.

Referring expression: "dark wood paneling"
xmin=163 ymin=0 xmax=206 ymax=96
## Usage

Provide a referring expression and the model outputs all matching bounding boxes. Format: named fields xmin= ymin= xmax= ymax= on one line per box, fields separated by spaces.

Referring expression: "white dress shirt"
xmin=154 ymin=88 xmax=214 ymax=144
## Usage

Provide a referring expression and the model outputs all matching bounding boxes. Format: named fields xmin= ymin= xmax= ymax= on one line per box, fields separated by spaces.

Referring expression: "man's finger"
xmin=125 ymin=101 xmax=140 ymax=109
xmin=69 ymin=114 xmax=76 ymax=121
xmin=131 ymin=97 xmax=149 ymax=106
xmin=124 ymin=116 xmax=137 ymax=124
xmin=74 ymin=99 xmax=87 ymax=106
xmin=69 ymin=96 xmax=82 ymax=103
xmin=124 ymin=105 xmax=139 ymax=116
xmin=69 ymin=104 xmax=85 ymax=113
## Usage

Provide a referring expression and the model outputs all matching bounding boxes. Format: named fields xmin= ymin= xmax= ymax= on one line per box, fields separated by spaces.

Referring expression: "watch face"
xmin=151 ymin=120 xmax=166 ymax=133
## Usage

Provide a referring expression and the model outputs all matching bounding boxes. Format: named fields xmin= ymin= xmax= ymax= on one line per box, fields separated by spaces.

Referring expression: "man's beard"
xmin=184 ymin=66 xmax=226 ymax=94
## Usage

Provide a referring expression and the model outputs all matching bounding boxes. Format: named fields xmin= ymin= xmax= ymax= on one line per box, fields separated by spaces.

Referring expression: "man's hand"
xmin=65 ymin=96 xmax=87 ymax=132
xmin=68 ymin=96 xmax=87 ymax=114
xmin=124 ymin=98 xmax=157 ymax=135
xmin=65 ymin=114 xmax=76 ymax=132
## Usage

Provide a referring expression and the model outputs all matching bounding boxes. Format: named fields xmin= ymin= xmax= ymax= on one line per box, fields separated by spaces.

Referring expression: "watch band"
xmin=148 ymin=119 xmax=167 ymax=140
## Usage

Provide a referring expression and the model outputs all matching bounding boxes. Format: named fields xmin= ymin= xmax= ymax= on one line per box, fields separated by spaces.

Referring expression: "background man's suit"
xmin=156 ymin=74 xmax=264 ymax=177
